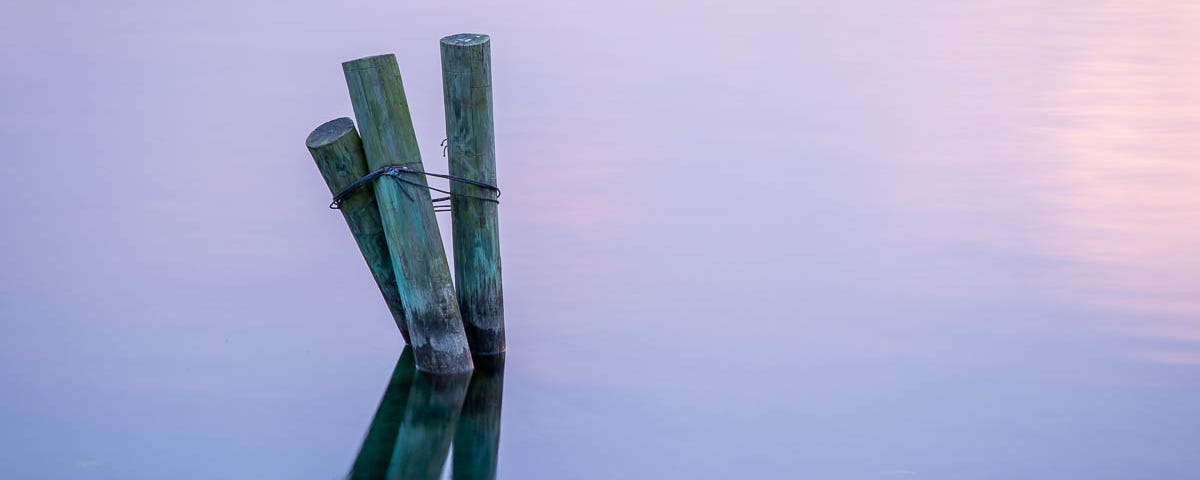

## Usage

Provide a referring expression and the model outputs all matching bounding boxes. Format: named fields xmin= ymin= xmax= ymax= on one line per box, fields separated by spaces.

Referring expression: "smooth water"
xmin=2 ymin=1 xmax=1199 ymax=478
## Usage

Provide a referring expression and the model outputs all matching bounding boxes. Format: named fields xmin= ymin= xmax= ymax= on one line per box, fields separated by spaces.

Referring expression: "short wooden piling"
xmin=306 ymin=117 xmax=410 ymax=344
xmin=440 ymin=33 xmax=505 ymax=355
xmin=343 ymin=54 xmax=473 ymax=374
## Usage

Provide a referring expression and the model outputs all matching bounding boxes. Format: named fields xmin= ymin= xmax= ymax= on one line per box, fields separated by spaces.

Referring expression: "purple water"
xmin=2 ymin=1 xmax=1198 ymax=478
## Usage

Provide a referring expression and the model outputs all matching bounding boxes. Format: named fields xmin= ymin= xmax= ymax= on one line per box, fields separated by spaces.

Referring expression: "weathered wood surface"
xmin=452 ymin=353 xmax=505 ymax=480
xmin=348 ymin=347 xmax=417 ymax=479
xmin=306 ymin=117 xmax=411 ymax=344
xmin=441 ymin=34 xmax=505 ymax=355
xmin=344 ymin=54 xmax=473 ymax=374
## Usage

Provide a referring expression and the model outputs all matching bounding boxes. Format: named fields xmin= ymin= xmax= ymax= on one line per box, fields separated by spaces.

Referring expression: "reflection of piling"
xmin=349 ymin=350 xmax=506 ymax=479
xmin=452 ymin=354 xmax=506 ymax=480
xmin=306 ymin=118 xmax=410 ymax=344
xmin=343 ymin=54 xmax=474 ymax=374
xmin=387 ymin=371 xmax=472 ymax=480
xmin=441 ymin=34 xmax=506 ymax=355
xmin=349 ymin=348 xmax=417 ymax=479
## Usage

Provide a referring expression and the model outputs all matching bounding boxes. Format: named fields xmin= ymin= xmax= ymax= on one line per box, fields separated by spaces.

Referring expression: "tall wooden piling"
xmin=306 ymin=117 xmax=410 ymax=344
xmin=440 ymin=33 xmax=505 ymax=355
xmin=344 ymin=54 xmax=473 ymax=374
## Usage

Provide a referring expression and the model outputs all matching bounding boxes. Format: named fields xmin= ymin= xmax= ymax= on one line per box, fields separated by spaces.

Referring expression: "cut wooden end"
xmin=441 ymin=33 xmax=489 ymax=47
xmin=306 ymin=117 xmax=355 ymax=149
xmin=342 ymin=54 xmax=397 ymax=72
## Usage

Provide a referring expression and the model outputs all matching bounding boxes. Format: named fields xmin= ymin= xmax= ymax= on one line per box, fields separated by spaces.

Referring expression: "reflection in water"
xmin=10 ymin=1 xmax=1200 ymax=478
xmin=454 ymin=355 xmax=506 ymax=480
xmin=350 ymin=349 xmax=420 ymax=478
xmin=1034 ymin=2 xmax=1200 ymax=362
xmin=348 ymin=348 xmax=505 ymax=480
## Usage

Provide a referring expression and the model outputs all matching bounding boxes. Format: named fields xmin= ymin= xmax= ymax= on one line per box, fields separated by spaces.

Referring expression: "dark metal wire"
xmin=329 ymin=164 xmax=500 ymax=210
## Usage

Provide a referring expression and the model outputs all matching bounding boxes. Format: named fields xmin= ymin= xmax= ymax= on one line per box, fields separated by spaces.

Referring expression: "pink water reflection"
xmin=1031 ymin=1 xmax=1200 ymax=360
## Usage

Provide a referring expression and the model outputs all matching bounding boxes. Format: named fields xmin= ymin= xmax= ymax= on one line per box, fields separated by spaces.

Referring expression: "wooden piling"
xmin=343 ymin=54 xmax=473 ymax=374
xmin=306 ymin=117 xmax=411 ymax=344
xmin=440 ymin=34 xmax=505 ymax=355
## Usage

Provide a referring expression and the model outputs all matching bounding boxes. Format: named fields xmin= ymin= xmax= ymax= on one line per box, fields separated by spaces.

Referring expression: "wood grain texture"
xmin=344 ymin=54 xmax=473 ymax=374
xmin=441 ymin=34 xmax=505 ymax=355
xmin=306 ymin=117 xmax=411 ymax=344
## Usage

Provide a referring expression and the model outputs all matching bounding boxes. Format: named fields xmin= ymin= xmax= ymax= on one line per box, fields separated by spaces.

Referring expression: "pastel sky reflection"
xmin=1 ymin=0 xmax=1199 ymax=479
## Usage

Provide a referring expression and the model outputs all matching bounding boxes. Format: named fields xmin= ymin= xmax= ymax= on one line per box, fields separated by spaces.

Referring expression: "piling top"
xmin=441 ymin=33 xmax=489 ymax=47
xmin=306 ymin=117 xmax=355 ymax=149
xmin=342 ymin=54 xmax=398 ymax=72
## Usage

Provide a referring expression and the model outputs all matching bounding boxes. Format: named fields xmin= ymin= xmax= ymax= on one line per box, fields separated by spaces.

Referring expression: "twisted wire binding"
xmin=329 ymin=164 xmax=500 ymax=211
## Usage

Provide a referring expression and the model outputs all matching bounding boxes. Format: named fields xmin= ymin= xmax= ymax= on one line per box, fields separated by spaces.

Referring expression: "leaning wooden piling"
xmin=306 ymin=117 xmax=411 ymax=344
xmin=343 ymin=54 xmax=473 ymax=374
xmin=441 ymin=33 xmax=505 ymax=355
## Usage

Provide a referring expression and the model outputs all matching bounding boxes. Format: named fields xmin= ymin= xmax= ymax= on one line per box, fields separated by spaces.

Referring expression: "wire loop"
xmin=329 ymin=164 xmax=500 ymax=210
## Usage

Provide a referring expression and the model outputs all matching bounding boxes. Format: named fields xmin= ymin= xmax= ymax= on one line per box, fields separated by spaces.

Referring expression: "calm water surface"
xmin=2 ymin=1 xmax=1199 ymax=478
